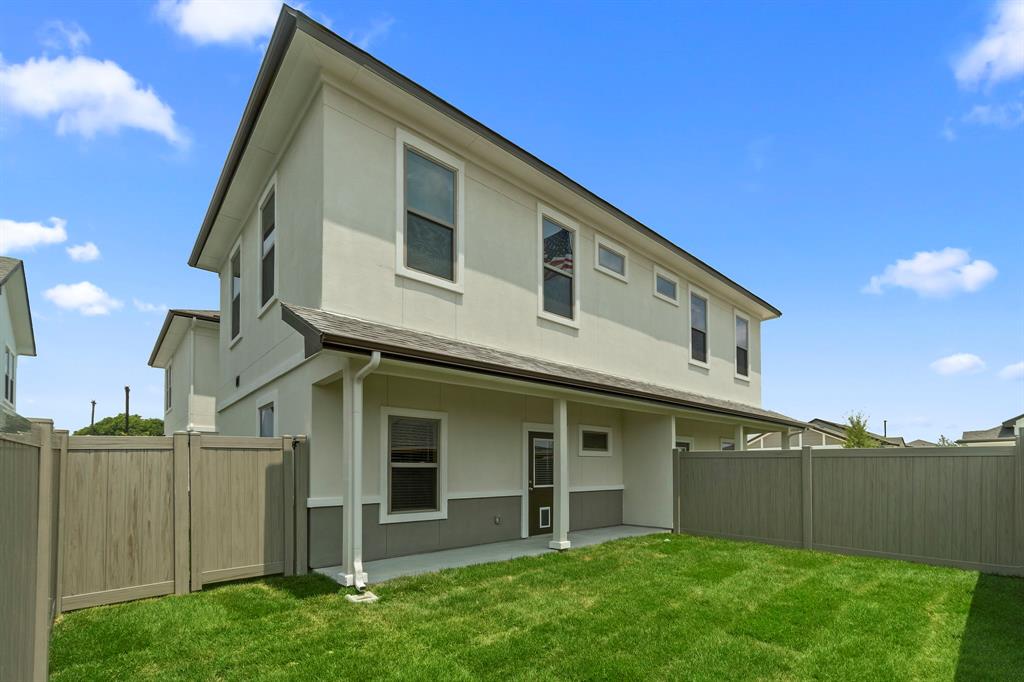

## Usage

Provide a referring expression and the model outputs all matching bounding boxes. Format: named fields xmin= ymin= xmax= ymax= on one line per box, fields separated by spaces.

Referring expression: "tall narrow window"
xmin=3 ymin=348 xmax=13 ymax=405
xmin=388 ymin=415 xmax=441 ymax=513
xmin=260 ymin=190 xmax=275 ymax=307
xmin=735 ymin=314 xmax=749 ymax=377
xmin=230 ymin=250 xmax=241 ymax=340
xmin=542 ymin=217 xmax=575 ymax=319
xmin=404 ymin=148 xmax=456 ymax=281
xmin=165 ymin=364 xmax=172 ymax=411
xmin=259 ymin=403 xmax=274 ymax=437
xmin=690 ymin=292 xmax=708 ymax=364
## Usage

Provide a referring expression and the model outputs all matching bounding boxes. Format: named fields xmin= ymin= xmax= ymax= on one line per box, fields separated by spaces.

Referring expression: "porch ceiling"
xmin=281 ymin=303 xmax=805 ymax=430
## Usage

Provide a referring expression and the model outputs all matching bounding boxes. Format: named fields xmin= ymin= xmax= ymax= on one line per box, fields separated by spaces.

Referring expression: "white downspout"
xmin=350 ymin=351 xmax=380 ymax=591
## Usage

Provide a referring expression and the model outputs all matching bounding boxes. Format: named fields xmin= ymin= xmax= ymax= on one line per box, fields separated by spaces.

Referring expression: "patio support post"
xmin=779 ymin=429 xmax=791 ymax=450
xmin=341 ymin=353 xmax=380 ymax=589
xmin=549 ymin=398 xmax=571 ymax=550
xmin=734 ymin=424 xmax=745 ymax=451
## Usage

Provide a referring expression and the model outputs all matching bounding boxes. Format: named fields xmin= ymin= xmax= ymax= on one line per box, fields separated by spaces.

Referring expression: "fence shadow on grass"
xmin=954 ymin=573 xmax=1024 ymax=680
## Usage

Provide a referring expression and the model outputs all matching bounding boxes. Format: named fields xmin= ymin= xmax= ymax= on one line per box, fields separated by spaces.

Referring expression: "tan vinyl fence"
xmin=1 ymin=427 xmax=308 ymax=680
xmin=673 ymin=438 xmax=1024 ymax=576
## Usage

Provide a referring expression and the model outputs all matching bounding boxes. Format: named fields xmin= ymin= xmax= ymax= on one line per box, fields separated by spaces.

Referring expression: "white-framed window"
xmin=3 ymin=346 xmax=14 ymax=406
xmin=688 ymin=285 xmax=710 ymax=367
xmin=164 ymin=363 xmax=172 ymax=413
xmin=578 ymin=425 xmax=613 ymax=457
xmin=653 ymin=266 xmax=679 ymax=305
xmin=395 ymin=128 xmax=465 ymax=294
xmin=720 ymin=438 xmax=736 ymax=451
xmin=675 ymin=436 xmax=695 ymax=452
xmin=380 ymin=407 xmax=448 ymax=524
xmin=258 ymin=403 xmax=275 ymax=437
xmin=258 ymin=178 xmax=277 ymax=314
xmin=537 ymin=204 xmax=580 ymax=327
xmin=734 ymin=310 xmax=750 ymax=380
xmin=594 ymin=234 xmax=628 ymax=282
xmin=229 ymin=242 xmax=242 ymax=343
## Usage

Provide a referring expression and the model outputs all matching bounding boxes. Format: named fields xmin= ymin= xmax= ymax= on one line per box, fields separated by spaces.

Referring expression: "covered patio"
xmin=316 ymin=525 xmax=666 ymax=584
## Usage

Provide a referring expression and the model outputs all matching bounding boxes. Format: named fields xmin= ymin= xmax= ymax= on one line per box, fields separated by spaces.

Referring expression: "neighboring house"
xmin=0 ymin=257 xmax=36 ymax=416
xmin=170 ymin=5 xmax=805 ymax=585
xmin=958 ymin=414 xmax=1023 ymax=447
xmin=907 ymin=439 xmax=937 ymax=448
xmin=748 ymin=417 xmax=906 ymax=449
xmin=147 ymin=309 xmax=220 ymax=435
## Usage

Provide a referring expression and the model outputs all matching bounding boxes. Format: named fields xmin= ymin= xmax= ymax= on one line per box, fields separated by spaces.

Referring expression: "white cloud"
xmin=953 ymin=0 xmax=1024 ymax=89
xmin=998 ymin=361 xmax=1024 ymax=380
xmin=132 ymin=298 xmax=167 ymax=313
xmin=66 ymin=241 xmax=101 ymax=262
xmin=156 ymin=0 xmax=282 ymax=45
xmin=863 ymin=248 xmax=997 ymax=297
xmin=930 ymin=353 xmax=986 ymax=376
xmin=44 ymin=281 xmax=123 ymax=316
xmin=348 ymin=17 xmax=395 ymax=51
xmin=963 ymin=99 xmax=1024 ymax=128
xmin=0 ymin=55 xmax=186 ymax=145
xmin=39 ymin=20 xmax=91 ymax=54
xmin=0 ymin=217 xmax=68 ymax=255
xmin=941 ymin=118 xmax=957 ymax=141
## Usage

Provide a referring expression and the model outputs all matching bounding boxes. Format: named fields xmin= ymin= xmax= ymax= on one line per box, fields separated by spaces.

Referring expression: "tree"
xmin=74 ymin=414 xmax=164 ymax=436
xmin=843 ymin=412 xmax=880 ymax=448
xmin=937 ymin=435 xmax=960 ymax=447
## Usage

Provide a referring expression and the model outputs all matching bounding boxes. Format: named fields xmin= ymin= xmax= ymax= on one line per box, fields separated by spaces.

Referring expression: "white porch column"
xmin=339 ymin=363 xmax=364 ymax=587
xmin=780 ymin=429 xmax=791 ymax=450
xmin=734 ymin=424 xmax=745 ymax=451
xmin=549 ymin=398 xmax=571 ymax=550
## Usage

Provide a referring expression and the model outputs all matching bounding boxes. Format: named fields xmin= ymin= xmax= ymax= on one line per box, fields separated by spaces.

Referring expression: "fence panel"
xmin=673 ymin=439 xmax=1024 ymax=576
xmin=60 ymin=436 xmax=181 ymax=610
xmin=189 ymin=434 xmax=295 ymax=589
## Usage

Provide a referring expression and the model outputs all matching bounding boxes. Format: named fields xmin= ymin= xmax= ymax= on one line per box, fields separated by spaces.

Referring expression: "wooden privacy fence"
xmin=1 ymin=427 xmax=309 ymax=681
xmin=673 ymin=438 xmax=1024 ymax=576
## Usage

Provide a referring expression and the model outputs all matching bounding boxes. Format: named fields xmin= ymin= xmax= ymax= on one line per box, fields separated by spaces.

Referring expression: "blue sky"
xmin=1 ymin=0 xmax=1021 ymax=439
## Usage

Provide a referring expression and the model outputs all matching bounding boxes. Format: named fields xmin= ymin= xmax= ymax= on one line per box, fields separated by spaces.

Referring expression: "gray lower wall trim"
xmin=570 ymin=489 xmax=623 ymax=531
xmin=307 ymin=490 xmax=625 ymax=568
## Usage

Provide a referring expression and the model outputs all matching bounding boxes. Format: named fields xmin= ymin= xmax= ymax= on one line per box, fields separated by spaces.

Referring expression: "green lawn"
xmin=50 ymin=534 xmax=1023 ymax=680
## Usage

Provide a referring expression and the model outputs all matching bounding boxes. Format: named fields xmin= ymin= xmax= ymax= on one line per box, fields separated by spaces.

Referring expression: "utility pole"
xmin=883 ymin=420 xmax=888 ymax=438
xmin=90 ymin=400 xmax=96 ymax=427
xmin=124 ymin=386 xmax=130 ymax=435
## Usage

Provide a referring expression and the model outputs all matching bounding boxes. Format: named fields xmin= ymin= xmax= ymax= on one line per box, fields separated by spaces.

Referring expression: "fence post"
xmin=1016 ymin=435 xmax=1023 ymax=577
xmin=54 ymin=430 xmax=69 ymax=615
xmin=172 ymin=432 xmax=190 ymax=595
xmin=801 ymin=445 xmax=813 ymax=549
xmin=294 ymin=436 xmax=309 ymax=575
xmin=30 ymin=420 xmax=54 ymax=680
xmin=282 ymin=436 xmax=295 ymax=577
xmin=188 ymin=432 xmax=203 ymax=592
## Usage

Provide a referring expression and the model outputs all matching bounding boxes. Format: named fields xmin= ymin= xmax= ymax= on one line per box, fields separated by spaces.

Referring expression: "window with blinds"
xmin=533 ymin=437 xmax=554 ymax=487
xmin=388 ymin=415 xmax=441 ymax=513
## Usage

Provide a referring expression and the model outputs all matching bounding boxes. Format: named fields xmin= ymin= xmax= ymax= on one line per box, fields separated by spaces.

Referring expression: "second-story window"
xmin=735 ymin=313 xmax=749 ymax=377
xmin=690 ymin=290 xmax=708 ymax=365
xmin=594 ymin=235 xmax=627 ymax=282
xmin=165 ymin=363 xmax=172 ymax=411
xmin=230 ymin=249 xmax=241 ymax=340
xmin=260 ymin=189 xmax=275 ymax=307
xmin=3 ymin=347 xmax=14 ymax=405
xmin=542 ymin=216 xmax=575 ymax=320
xmin=404 ymin=147 xmax=456 ymax=282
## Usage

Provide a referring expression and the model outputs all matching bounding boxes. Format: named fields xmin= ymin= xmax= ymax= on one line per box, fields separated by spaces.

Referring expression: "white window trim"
xmin=255 ymin=388 xmax=278 ymax=437
xmin=164 ymin=362 xmax=173 ymax=414
xmin=720 ymin=438 xmax=736 ymax=451
xmin=228 ymin=236 xmax=243 ymax=346
xmin=256 ymin=173 xmax=279 ymax=319
xmin=652 ymin=265 xmax=680 ymax=306
xmin=578 ymin=424 xmax=613 ymax=457
xmin=734 ymin=308 xmax=751 ymax=382
xmin=380 ymin=406 xmax=449 ymax=524
xmin=675 ymin=436 xmax=695 ymax=451
xmin=593 ymin=233 xmax=629 ymax=283
xmin=394 ymin=128 xmax=465 ymax=295
xmin=536 ymin=204 xmax=581 ymax=329
xmin=687 ymin=283 xmax=711 ymax=369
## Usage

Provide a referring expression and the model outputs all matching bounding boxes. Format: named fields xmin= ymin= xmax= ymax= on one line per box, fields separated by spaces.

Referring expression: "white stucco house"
xmin=148 ymin=309 xmax=220 ymax=435
xmin=958 ymin=414 xmax=1024 ymax=447
xmin=156 ymin=6 xmax=805 ymax=585
xmin=0 ymin=257 xmax=36 ymax=418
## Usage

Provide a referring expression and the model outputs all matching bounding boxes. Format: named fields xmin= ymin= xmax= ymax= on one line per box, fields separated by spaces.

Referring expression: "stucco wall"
xmin=622 ymin=411 xmax=675 ymax=528
xmin=0 ymin=287 xmax=17 ymax=412
xmin=319 ymin=82 xmax=763 ymax=407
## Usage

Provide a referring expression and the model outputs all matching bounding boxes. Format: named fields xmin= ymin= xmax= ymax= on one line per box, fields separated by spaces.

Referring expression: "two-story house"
xmin=147 ymin=309 xmax=220 ymax=435
xmin=0 ymin=257 xmax=36 ymax=419
xmin=167 ymin=6 xmax=804 ymax=586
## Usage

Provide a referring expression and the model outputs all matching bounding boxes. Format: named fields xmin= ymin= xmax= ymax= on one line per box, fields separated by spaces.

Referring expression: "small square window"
xmin=594 ymin=236 xmax=627 ymax=281
xmin=579 ymin=426 xmax=612 ymax=456
xmin=656 ymin=274 xmax=677 ymax=300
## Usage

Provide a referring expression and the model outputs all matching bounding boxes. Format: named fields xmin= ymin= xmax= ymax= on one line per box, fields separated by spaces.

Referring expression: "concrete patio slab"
xmin=315 ymin=525 xmax=667 ymax=585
